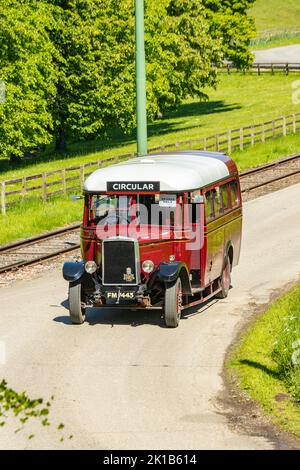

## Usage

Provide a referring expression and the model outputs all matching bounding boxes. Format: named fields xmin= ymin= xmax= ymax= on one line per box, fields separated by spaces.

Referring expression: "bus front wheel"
xmin=68 ymin=282 xmax=86 ymax=324
xmin=164 ymin=278 xmax=182 ymax=328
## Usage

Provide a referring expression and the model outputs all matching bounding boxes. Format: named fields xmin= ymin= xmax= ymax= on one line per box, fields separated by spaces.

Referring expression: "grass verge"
xmin=232 ymin=132 xmax=300 ymax=171
xmin=0 ymin=197 xmax=82 ymax=246
xmin=251 ymin=33 xmax=300 ymax=51
xmin=250 ymin=0 xmax=300 ymax=48
xmin=229 ymin=284 xmax=300 ymax=437
xmin=0 ymin=73 xmax=299 ymax=182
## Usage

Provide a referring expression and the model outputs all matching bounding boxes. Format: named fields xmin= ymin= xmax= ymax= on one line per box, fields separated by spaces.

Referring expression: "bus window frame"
xmin=203 ymin=177 xmax=241 ymax=223
xmin=220 ymin=183 xmax=231 ymax=214
xmin=228 ymin=179 xmax=240 ymax=209
xmin=204 ymin=189 xmax=214 ymax=223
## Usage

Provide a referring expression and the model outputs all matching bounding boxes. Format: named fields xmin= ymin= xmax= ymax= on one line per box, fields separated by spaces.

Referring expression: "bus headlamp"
xmin=142 ymin=260 xmax=154 ymax=274
xmin=85 ymin=261 xmax=97 ymax=274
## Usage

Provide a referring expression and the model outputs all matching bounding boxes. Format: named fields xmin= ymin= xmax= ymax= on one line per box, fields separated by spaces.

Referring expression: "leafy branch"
xmin=0 ymin=379 xmax=73 ymax=441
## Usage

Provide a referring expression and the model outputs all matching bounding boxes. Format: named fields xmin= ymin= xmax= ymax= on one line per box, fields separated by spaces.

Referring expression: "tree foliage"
xmin=0 ymin=0 xmax=56 ymax=160
xmin=50 ymin=0 xmax=222 ymax=146
xmin=0 ymin=0 xmax=255 ymax=158
xmin=0 ymin=379 xmax=73 ymax=440
xmin=203 ymin=0 xmax=256 ymax=68
xmin=47 ymin=0 xmax=136 ymax=149
xmin=145 ymin=0 xmax=222 ymax=116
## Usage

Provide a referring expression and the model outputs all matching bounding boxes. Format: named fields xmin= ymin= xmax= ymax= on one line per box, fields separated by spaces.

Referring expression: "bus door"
xmin=204 ymin=187 xmax=225 ymax=285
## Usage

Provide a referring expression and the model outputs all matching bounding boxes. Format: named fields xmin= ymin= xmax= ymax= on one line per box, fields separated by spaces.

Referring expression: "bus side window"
xmin=190 ymin=191 xmax=201 ymax=223
xmin=229 ymin=180 xmax=239 ymax=208
xmin=221 ymin=184 xmax=230 ymax=212
xmin=205 ymin=191 xmax=214 ymax=222
xmin=213 ymin=187 xmax=222 ymax=217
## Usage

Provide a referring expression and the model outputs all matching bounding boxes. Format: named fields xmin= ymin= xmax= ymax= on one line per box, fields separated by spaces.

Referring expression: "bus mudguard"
xmin=62 ymin=261 xmax=85 ymax=283
xmin=158 ymin=262 xmax=192 ymax=294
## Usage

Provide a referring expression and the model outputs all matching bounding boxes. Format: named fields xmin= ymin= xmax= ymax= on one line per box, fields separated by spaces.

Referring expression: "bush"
xmin=272 ymin=286 xmax=300 ymax=402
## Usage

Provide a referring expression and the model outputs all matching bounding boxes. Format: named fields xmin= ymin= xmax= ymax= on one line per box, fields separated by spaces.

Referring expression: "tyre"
xmin=68 ymin=282 xmax=86 ymax=324
xmin=164 ymin=277 xmax=182 ymax=328
xmin=216 ymin=257 xmax=231 ymax=299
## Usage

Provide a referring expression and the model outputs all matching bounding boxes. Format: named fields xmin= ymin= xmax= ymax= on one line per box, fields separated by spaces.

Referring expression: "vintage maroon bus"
xmin=63 ymin=151 xmax=242 ymax=327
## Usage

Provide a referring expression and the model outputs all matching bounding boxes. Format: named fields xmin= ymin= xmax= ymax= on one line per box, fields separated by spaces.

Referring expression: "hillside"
xmin=250 ymin=0 xmax=300 ymax=33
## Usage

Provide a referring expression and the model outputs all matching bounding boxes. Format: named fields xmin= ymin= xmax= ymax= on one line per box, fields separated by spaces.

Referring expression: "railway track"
xmin=240 ymin=153 xmax=300 ymax=201
xmin=0 ymin=224 xmax=80 ymax=274
xmin=0 ymin=153 xmax=300 ymax=274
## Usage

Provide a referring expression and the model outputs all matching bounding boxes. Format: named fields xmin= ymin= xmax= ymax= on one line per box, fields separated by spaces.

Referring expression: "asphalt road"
xmin=1 ymin=183 xmax=300 ymax=450
xmin=254 ymin=44 xmax=300 ymax=63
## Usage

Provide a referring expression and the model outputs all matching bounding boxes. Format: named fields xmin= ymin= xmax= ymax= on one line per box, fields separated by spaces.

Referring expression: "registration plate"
xmin=105 ymin=289 xmax=137 ymax=305
xmin=106 ymin=291 xmax=135 ymax=300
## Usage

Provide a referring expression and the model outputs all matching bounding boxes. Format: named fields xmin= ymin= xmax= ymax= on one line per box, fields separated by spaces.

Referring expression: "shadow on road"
xmin=53 ymin=295 xmax=220 ymax=328
xmin=54 ymin=299 xmax=166 ymax=328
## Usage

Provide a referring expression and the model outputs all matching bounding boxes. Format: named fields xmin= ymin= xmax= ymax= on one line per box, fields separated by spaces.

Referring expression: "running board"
xmin=191 ymin=287 xmax=205 ymax=294
xmin=183 ymin=286 xmax=222 ymax=310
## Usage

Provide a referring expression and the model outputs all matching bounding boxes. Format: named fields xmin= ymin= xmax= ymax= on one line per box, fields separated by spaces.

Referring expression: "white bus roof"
xmin=84 ymin=151 xmax=232 ymax=192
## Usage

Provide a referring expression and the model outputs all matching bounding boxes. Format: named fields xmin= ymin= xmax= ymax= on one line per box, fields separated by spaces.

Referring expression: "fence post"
xmin=261 ymin=123 xmax=265 ymax=143
xmin=80 ymin=164 xmax=85 ymax=190
xmin=42 ymin=174 xmax=47 ymax=201
xmin=272 ymin=120 xmax=275 ymax=137
xmin=251 ymin=126 xmax=255 ymax=146
xmin=1 ymin=182 xmax=6 ymax=215
xmin=62 ymin=168 xmax=66 ymax=195
xmin=203 ymin=137 xmax=207 ymax=151
xmin=285 ymin=63 xmax=289 ymax=76
xmin=240 ymin=128 xmax=244 ymax=150
xmin=282 ymin=116 xmax=287 ymax=136
xmin=22 ymin=176 xmax=26 ymax=197
xmin=227 ymin=129 xmax=232 ymax=154
xmin=292 ymin=114 xmax=296 ymax=133
xmin=258 ymin=64 xmax=260 ymax=76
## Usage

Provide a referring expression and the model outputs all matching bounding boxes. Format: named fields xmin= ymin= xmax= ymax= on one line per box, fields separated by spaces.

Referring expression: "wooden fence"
xmin=223 ymin=63 xmax=300 ymax=75
xmin=1 ymin=112 xmax=300 ymax=214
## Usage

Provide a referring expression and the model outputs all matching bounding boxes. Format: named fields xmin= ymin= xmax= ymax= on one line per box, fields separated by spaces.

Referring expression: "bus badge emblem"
xmin=124 ymin=267 xmax=135 ymax=282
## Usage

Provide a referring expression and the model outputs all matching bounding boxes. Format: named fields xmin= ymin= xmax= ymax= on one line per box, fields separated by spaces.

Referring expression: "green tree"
xmin=0 ymin=380 xmax=71 ymax=441
xmin=0 ymin=0 xmax=57 ymax=161
xmin=0 ymin=0 xmax=255 ymax=157
xmin=48 ymin=0 xmax=136 ymax=150
xmin=203 ymin=0 xmax=256 ymax=68
xmin=145 ymin=0 xmax=222 ymax=117
xmin=49 ymin=0 xmax=222 ymax=147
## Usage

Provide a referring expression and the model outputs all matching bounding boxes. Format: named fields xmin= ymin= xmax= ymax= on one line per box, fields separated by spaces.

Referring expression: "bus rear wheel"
xmin=216 ymin=257 xmax=231 ymax=299
xmin=68 ymin=282 xmax=86 ymax=324
xmin=164 ymin=278 xmax=182 ymax=328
